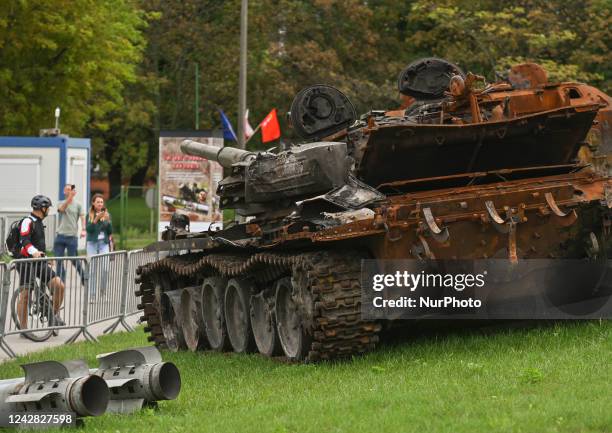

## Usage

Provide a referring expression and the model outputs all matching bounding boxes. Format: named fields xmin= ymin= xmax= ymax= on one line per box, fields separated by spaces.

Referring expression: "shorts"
xmin=15 ymin=260 xmax=58 ymax=291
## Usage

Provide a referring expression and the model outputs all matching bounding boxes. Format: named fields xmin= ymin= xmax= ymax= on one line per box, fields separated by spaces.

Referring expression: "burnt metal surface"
xmin=137 ymin=58 xmax=612 ymax=363
xmin=254 ymin=168 xmax=610 ymax=256
xmin=357 ymin=104 xmax=599 ymax=186
xmin=245 ymin=141 xmax=349 ymax=202
xmin=377 ymin=164 xmax=582 ymax=194
xmin=289 ymin=84 xmax=356 ymax=140
xmin=398 ymin=57 xmax=465 ymax=99
xmin=137 ymin=251 xmax=381 ymax=362
xmin=298 ymin=175 xmax=385 ymax=210
xmin=507 ymin=63 xmax=549 ymax=89
xmin=143 ymin=237 xmax=217 ymax=253
xmin=137 ymin=167 xmax=612 ymax=361
xmin=578 ymin=85 xmax=612 ymax=173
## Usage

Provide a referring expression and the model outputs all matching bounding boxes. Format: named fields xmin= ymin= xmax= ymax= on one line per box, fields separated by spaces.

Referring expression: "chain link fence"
xmin=0 ymin=242 xmax=158 ymax=359
xmin=106 ymin=186 xmax=158 ymax=251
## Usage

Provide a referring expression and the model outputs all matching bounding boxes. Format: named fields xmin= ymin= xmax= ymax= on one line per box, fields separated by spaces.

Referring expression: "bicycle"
xmin=10 ymin=278 xmax=63 ymax=342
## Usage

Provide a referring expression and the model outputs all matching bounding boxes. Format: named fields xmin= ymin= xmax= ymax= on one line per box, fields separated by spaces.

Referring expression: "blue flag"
xmin=219 ymin=109 xmax=238 ymax=141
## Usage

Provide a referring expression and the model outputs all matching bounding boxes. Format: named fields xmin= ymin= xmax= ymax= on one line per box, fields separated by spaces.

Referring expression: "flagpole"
xmin=244 ymin=122 xmax=262 ymax=145
xmin=237 ymin=0 xmax=248 ymax=149
xmin=194 ymin=62 xmax=199 ymax=130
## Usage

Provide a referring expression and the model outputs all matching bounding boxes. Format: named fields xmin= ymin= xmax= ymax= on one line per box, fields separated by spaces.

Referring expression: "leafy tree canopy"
xmin=0 ymin=0 xmax=147 ymax=136
xmin=406 ymin=0 xmax=610 ymax=89
xmin=0 ymin=0 xmax=610 ymax=183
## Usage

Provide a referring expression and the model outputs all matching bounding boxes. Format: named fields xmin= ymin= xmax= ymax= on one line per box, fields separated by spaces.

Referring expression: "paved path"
xmin=0 ymin=314 xmax=140 ymax=362
xmin=0 ymin=256 xmax=146 ymax=363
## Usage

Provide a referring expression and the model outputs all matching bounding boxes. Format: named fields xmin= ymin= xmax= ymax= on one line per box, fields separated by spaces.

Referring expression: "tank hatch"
xmin=289 ymin=85 xmax=356 ymax=140
xmin=398 ymin=57 xmax=465 ymax=100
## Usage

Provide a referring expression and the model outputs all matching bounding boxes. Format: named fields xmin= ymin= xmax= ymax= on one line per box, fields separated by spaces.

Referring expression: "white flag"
xmin=244 ymin=109 xmax=255 ymax=140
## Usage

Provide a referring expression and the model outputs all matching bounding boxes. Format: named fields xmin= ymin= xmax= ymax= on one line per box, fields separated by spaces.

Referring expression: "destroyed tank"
xmin=136 ymin=58 xmax=612 ymax=362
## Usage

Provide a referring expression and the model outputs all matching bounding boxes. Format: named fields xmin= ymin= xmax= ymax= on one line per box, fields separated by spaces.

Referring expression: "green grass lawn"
xmin=1 ymin=321 xmax=611 ymax=433
xmin=123 ymin=233 xmax=157 ymax=250
xmin=106 ymin=194 xmax=157 ymax=250
xmin=107 ymin=196 xmax=156 ymax=233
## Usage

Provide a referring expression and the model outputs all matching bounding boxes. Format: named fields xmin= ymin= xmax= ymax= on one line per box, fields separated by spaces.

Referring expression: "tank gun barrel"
xmin=181 ymin=139 xmax=256 ymax=168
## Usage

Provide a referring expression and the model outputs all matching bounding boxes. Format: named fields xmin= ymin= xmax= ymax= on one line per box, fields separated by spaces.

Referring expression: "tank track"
xmin=136 ymin=250 xmax=381 ymax=362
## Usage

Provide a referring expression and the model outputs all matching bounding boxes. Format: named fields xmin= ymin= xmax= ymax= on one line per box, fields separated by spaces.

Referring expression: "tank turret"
xmin=181 ymin=139 xmax=256 ymax=167
xmin=180 ymin=139 xmax=383 ymax=216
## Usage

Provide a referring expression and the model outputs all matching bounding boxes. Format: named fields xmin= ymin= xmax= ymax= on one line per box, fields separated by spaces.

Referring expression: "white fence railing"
xmin=0 ymin=248 xmax=158 ymax=359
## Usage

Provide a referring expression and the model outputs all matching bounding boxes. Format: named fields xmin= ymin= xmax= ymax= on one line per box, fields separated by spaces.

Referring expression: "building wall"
xmin=0 ymin=136 xmax=91 ymax=251
xmin=0 ymin=146 xmax=60 ymax=213
xmin=91 ymin=177 xmax=110 ymax=199
xmin=66 ymin=146 xmax=89 ymax=212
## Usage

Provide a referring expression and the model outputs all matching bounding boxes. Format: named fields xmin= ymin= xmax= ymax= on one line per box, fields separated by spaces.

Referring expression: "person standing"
xmin=53 ymin=184 xmax=86 ymax=283
xmin=86 ymin=194 xmax=112 ymax=301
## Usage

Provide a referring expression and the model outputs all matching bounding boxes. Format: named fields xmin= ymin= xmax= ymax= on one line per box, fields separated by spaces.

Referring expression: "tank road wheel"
xmin=180 ymin=288 xmax=207 ymax=351
xmin=201 ymin=277 xmax=230 ymax=351
xmin=224 ymin=279 xmax=256 ymax=353
xmin=275 ymin=277 xmax=312 ymax=361
xmin=250 ymin=290 xmax=281 ymax=357
xmin=159 ymin=289 xmax=187 ymax=352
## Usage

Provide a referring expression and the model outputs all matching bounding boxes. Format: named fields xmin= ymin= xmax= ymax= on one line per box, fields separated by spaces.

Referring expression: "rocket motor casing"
xmin=90 ymin=346 xmax=181 ymax=414
xmin=0 ymin=360 xmax=109 ymax=423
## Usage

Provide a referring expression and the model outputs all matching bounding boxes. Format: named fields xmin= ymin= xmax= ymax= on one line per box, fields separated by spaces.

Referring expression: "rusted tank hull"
xmin=578 ymin=85 xmax=612 ymax=173
xmin=357 ymin=105 xmax=599 ymax=186
xmin=136 ymin=168 xmax=612 ymax=361
xmin=300 ymin=168 xmax=610 ymax=260
xmin=135 ymin=58 xmax=612 ymax=363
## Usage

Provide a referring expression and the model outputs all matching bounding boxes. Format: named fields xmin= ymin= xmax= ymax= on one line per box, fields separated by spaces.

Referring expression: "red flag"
xmin=260 ymin=108 xmax=281 ymax=143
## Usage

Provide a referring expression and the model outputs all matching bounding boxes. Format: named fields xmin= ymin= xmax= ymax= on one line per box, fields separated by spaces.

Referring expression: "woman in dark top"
xmin=86 ymin=194 xmax=112 ymax=301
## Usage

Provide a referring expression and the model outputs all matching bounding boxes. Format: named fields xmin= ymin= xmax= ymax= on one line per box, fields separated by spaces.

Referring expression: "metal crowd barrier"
xmin=0 ymin=217 xmax=6 ymax=255
xmin=86 ymin=251 xmax=128 ymax=334
xmin=0 ymin=257 xmax=95 ymax=354
xmin=0 ymin=262 xmax=12 ymax=357
xmin=0 ymin=248 xmax=160 ymax=359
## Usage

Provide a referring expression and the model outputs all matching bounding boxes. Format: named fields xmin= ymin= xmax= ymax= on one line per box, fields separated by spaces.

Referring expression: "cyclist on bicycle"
xmin=15 ymin=195 xmax=65 ymax=329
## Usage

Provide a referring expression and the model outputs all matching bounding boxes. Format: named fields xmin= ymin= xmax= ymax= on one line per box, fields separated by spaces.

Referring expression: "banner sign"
xmin=158 ymin=131 xmax=224 ymax=238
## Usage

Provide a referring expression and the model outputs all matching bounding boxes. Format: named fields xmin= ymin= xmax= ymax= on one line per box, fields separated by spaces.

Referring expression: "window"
xmin=69 ymin=157 xmax=86 ymax=199
xmin=0 ymin=156 xmax=40 ymax=211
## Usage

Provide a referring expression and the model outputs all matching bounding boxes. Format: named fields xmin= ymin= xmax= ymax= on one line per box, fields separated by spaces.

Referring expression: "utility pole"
xmin=237 ymin=0 xmax=248 ymax=149
xmin=195 ymin=62 xmax=200 ymax=130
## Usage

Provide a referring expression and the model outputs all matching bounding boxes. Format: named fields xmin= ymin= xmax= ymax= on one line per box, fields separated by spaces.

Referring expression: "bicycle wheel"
xmin=11 ymin=286 xmax=54 ymax=342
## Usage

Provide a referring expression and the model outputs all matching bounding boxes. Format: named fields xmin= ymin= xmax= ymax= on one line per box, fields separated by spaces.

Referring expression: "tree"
xmin=86 ymin=71 xmax=158 ymax=186
xmin=141 ymin=0 xmax=406 ymax=147
xmin=0 ymin=0 xmax=147 ymax=135
xmin=2 ymin=0 xmax=608 ymax=186
xmin=405 ymin=0 xmax=611 ymax=92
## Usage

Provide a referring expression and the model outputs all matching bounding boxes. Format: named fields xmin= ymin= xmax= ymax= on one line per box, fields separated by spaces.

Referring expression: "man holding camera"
xmin=53 ymin=184 xmax=86 ymax=283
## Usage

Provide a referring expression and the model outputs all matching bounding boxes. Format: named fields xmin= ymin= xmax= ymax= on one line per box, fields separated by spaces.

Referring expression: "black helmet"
xmin=31 ymin=195 xmax=53 ymax=210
